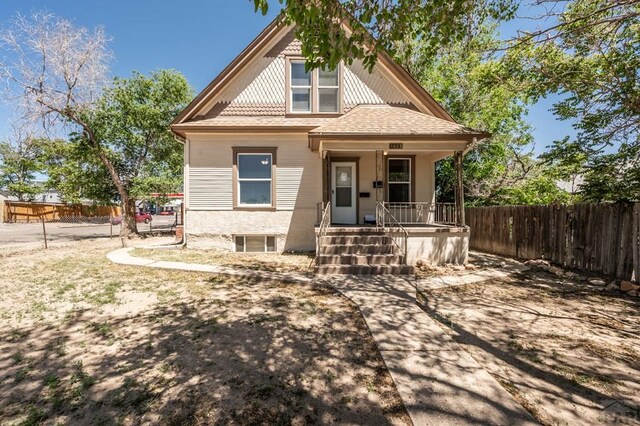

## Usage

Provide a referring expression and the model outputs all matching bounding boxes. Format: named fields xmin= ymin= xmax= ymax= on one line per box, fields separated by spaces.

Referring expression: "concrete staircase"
xmin=315 ymin=227 xmax=415 ymax=275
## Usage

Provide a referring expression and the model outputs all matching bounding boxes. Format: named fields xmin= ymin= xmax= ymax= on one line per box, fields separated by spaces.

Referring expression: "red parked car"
xmin=110 ymin=212 xmax=152 ymax=225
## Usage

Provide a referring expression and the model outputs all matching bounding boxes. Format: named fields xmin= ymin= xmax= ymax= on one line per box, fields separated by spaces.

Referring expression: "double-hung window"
xmin=237 ymin=152 xmax=273 ymax=206
xmin=388 ymin=158 xmax=412 ymax=203
xmin=288 ymin=60 xmax=340 ymax=113
xmin=290 ymin=62 xmax=312 ymax=112
xmin=318 ymin=68 xmax=339 ymax=112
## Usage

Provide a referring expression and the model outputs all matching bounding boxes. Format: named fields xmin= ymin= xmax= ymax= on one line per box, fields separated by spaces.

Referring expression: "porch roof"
xmin=308 ymin=105 xmax=490 ymax=149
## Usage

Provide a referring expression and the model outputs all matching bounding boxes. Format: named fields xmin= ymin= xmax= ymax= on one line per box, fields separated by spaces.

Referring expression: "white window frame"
xmin=287 ymin=59 xmax=341 ymax=114
xmin=237 ymin=153 xmax=273 ymax=207
xmin=317 ymin=68 xmax=340 ymax=113
xmin=289 ymin=60 xmax=312 ymax=113
xmin=234 ymin=235 xmax=277 ymax=253
xmin=387 ymin=157 xmax=412 ymax=203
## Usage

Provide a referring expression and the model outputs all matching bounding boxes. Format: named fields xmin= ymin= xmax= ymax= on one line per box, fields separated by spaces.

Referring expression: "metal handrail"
xmin=383 ymin=202 xmax=456 ymax=225
xmin=315 ymin=201 xmax=331 ymax=258
xmin=376 ymin=202 xmax=408 ymax=264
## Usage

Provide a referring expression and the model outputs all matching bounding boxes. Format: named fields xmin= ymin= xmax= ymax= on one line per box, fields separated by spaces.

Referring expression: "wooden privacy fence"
xmin=466 ymin=203 xmax=640 ymax=281
xmin=2 ymin=201 xmax=121 ymax=223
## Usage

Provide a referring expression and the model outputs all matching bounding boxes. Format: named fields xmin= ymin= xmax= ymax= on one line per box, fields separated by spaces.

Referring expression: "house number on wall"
xmin=389 ymin=143 xmax=403 ymax=149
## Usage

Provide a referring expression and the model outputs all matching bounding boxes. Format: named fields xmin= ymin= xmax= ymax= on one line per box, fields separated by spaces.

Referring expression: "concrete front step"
xmin=320 ymin=235 xmax=392 ymax=245
xmin=315 ymin=264 xmax=415 ymax=275
xmin=316 ymin=254 xmax=403 ymax=265
xmin=324 ymin=227 xmax=385 ymax=236
xmin=319 ymin=244 xmax=396 ymax=255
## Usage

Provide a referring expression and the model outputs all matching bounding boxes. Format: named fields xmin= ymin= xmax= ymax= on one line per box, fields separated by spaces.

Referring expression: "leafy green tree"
xmin=40 ymin=137 xmax=118 ymax=204
xmin=400 ymin=22 xmax=569 ymax=205
xmin=0 ymin=13 xmax=191 ymax=239
xmin=43 ymin=70 xmax=191 ymax=227
xmin=253 ymin=0 xmax=516 ymax=70
xmin=0 ymin=137 xmax=45 ymax=201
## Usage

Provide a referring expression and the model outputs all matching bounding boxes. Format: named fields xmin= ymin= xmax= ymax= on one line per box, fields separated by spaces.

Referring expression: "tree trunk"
xmin=120 ymin=194 xmax=138 ymax=243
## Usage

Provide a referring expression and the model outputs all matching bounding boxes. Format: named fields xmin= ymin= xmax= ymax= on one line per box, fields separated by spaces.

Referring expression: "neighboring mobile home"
xmin=171 ymin=19 xmax=489 ymax=274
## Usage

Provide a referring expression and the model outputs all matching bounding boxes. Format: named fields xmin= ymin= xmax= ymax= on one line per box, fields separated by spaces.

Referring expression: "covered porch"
xmin=309 ymin=105 xmax=489 ymax=268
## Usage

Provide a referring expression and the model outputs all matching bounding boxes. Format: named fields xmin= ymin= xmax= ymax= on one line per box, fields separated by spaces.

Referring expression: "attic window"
xmin=288 ymin=60 xmax=341 ymax=114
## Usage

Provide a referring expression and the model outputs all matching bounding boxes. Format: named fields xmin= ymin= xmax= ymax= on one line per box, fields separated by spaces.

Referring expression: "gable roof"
xmin=309 ymin=105 xmax=488 ymax=140
xmin=171 ymin=16 xmax=456 ymax=132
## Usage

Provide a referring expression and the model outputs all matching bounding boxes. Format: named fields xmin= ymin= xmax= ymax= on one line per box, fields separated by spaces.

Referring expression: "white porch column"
xmin=454 ymin=150 xmax=465 ymax=226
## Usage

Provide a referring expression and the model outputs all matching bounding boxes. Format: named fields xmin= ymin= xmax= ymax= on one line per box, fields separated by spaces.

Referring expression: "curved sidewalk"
xmin=106 ymin=247 xmax=312 ymax=283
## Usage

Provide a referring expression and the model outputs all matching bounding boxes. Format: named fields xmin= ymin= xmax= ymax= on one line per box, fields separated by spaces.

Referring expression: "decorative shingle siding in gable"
xmin=343 ymin=61 xmax=412 ymax=109
xmin=202 ymin=29 xmax=413 ymax=117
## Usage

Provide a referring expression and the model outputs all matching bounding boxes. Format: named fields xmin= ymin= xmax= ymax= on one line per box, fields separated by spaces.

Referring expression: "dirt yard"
xmin=419 ymin=265 xmax=640 ymax=426
xmin=133 ymin=247 xmax=314 ymax=275
xmin=0 ymin=239 xmax=409 ymax=425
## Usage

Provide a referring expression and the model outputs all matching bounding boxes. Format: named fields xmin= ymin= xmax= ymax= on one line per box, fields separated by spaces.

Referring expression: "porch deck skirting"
xmin=403 ymin=225 xmax=469 ymax=265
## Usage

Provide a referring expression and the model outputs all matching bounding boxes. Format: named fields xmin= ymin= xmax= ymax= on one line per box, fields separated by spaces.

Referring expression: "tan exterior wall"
xmin=330 ymin=151 xmax=437 ymax=224
xmin=405 ymin=228 xmax=469 ymax=265
xmin=185 ymin=133 xmax=321 ymax=251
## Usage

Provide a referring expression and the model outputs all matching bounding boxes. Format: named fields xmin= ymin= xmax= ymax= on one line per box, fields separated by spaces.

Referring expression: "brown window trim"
xmin=384 ymin=155 xmax=416 ymax=203
xmin=232 ymin=147 xmax=277 ymax=210
xmin=285 ymin=56 xmax=344 ymax=115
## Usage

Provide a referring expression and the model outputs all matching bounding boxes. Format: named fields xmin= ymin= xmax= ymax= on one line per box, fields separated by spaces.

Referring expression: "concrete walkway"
xmin=106 ymin=247 xmax=312 ymax=284
xmin=109 ymin=247 xmax=535 ymax=424
xmin=323 ymin=275 xmax=537 ymax=425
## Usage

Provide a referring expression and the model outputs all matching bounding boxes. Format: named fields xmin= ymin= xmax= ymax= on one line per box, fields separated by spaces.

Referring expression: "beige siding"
xmin=188 ymin=167 xmax=233 ymax=210
xmin=415 ymin=154 xmax=436 ymax=204
xmin=185 ymin=133 xmax=321 ymax=251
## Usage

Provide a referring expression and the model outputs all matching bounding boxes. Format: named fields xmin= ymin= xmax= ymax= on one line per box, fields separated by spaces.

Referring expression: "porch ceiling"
xmin=308 ymin=104 xmax=490 ymax=152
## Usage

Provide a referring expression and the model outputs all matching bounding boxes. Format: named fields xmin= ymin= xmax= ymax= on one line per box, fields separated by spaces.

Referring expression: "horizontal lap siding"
xmin=189 ymin=167 xmax=233 ymax=210
xmin=187 ymin=134 xmax=320 ymax=212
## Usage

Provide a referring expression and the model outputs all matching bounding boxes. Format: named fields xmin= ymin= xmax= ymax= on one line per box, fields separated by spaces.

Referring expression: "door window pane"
xmin=336 ymin=187 xmax=352 ymax=207
xmin=335 ymin=166 xmax=352 ymax=187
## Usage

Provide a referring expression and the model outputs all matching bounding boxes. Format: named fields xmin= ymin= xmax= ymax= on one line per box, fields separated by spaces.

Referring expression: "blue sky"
xmin=0 ymin=0 xmax=576 ymax=153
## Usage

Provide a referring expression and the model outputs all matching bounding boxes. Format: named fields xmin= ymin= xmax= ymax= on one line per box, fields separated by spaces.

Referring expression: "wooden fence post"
xmin=41 ymin=213 xmax=48 ymax=249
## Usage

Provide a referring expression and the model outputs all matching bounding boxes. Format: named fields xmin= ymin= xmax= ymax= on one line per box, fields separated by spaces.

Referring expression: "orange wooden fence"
xmin=2 ymin=201 xmax=121 ymax=223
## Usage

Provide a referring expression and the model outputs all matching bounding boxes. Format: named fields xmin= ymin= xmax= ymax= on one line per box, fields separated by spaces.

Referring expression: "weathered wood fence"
xmin=466 ymin=203 xmax=640 ymax=281
xmin=2 ymin=201 xmax=121 ymax=223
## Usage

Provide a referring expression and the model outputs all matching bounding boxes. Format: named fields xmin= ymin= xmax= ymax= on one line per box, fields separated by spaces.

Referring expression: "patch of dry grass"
xmin=419 ymin=269 xmax=640 ymax=426
xmin=132 ymin=247 xmax=314 ymax=275
xmin=0 ymin=239 xmax=409 ymax=425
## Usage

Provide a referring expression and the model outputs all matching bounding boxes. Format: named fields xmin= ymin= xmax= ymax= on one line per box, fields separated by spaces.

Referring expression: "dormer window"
xmin=287 ymin=59 xmax=341 ymax=114
xmin=290 ymin=62 xmax=312 ymax=112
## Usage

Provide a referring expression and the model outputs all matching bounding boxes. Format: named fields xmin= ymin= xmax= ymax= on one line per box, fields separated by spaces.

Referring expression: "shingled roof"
xmin=308 ymin=105 xmax=489 ymax=140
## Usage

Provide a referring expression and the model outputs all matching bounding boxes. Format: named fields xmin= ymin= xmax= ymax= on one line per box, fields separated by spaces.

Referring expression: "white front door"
xmin=331 ymin=162 xmax=357 ymax=224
